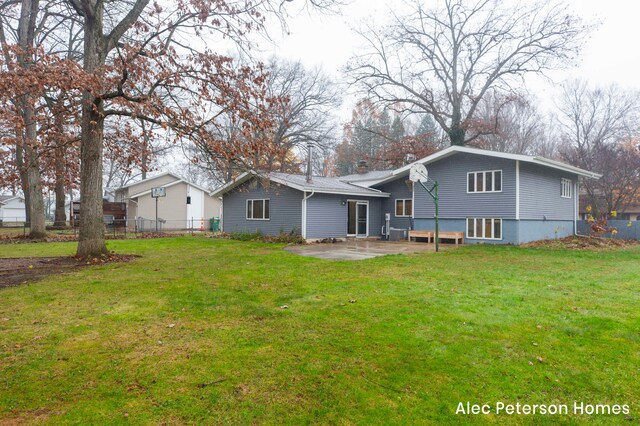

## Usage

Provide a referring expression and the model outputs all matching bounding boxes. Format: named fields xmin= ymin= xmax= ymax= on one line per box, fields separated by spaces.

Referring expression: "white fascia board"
xmin=117 ymin=171 xmax=181 ymax=190
xmin=532 ymin=157 xmax=602 ymax=179
xmin=129 ymin=179 xmax=185 ymax=199
xmin=209 ymin=172 xmax=253 ymax=197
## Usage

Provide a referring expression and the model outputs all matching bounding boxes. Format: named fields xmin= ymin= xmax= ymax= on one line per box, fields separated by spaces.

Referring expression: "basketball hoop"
xmin=409 ymin=163 xmax=429 ymax=183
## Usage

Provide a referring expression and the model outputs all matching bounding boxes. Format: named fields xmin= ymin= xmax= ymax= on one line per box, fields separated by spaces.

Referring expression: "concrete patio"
xmin=284 ymin=239 xmax=453 ymax=260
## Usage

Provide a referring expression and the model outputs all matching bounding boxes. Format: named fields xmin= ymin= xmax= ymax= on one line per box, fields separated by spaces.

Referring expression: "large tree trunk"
xmin=76 ymin=13 xmax=108 ymax=257
xmin=22 ymin=101 xmax=46 ymax=238
xmin=17 ymin=0 xmax=45 ymax=238
xmin=448 ymin=107 xmax=466 ymax=146
xmin=15 ymin=139 xmax=31 ymax=223
xmin=53 ymin=143 xmax=67 ymax=227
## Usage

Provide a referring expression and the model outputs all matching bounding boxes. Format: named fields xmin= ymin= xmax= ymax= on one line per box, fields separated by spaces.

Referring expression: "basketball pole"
xmin=419 ymin=180 xmax=439 ymax=253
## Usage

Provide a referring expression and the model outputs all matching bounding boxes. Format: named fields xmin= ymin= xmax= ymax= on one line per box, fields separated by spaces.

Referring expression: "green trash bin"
xmin=209 ymin=217 xmax=220 ymax=232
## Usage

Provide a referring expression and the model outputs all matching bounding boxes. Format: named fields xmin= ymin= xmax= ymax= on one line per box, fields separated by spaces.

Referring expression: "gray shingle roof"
xmin=267 ymin=172 xmax=389 ymax=197
xmin=337 ymin=170 xmax=394 ymax=182
xmin=0 ymin=195 xmax=20 ymax=203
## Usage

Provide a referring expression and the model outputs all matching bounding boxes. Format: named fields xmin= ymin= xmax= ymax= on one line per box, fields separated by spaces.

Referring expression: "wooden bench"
xmin=408 ymin=230 xmax=434 ymax=242
xmin=437 ymin=231 xmax=464 ymax=245
xmin=408 ymin=230 xmax=464 ymax=245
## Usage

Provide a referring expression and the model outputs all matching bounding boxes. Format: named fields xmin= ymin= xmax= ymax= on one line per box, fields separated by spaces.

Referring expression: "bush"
xmin=226 ymin=231 xmax=305 ymax=245
xmin=228 ymin=231 xmax=262 ymax=241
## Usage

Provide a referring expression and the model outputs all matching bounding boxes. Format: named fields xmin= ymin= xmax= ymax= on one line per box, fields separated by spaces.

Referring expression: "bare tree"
xmin=347 ymin=0 xmax=591 ymax=146
xmin=264 ymin=58 xmax=341 ymax=171
xmin=191 ymin=57 xmax=341 ymax=181
xmin=61 ymin=0 xmax=338 ymax=257
xmin=470 ymin=91 xmax=554 ymax=156
xmin=557 ymin=80 xmax=640 ymax=217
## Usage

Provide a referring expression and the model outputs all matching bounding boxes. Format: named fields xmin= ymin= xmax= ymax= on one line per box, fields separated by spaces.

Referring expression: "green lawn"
xmin=0 ymin=238 xmax=638 ymax=425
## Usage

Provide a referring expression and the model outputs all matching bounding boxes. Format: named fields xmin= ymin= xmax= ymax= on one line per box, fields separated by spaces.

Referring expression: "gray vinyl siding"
xmin=222 ymin=178 xmax=302 ymax=235
xmin=518 ymin=220 xmax=574 ymax=243
xmin=375 ymin=177 xmax=413 ymax=230
xmin=519 ymin=163 xmax=577 ymax=221
xmin=414 ymin=218 xmax=519 ymax=245
xmin=305 ymin=194 xmax=383 ymax=239
xmin=413 ymin=153 xmax=517 ymax=219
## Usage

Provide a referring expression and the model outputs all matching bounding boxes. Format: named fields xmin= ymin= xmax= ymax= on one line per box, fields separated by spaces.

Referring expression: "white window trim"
xmin=561 ymin=178 xmax=572 ymax=199
xmin=467 ymin=170 xmax=503 ymax=194
xmin=395 ymin=199 xmax=412 ymax=217
xmin=246 ymin=198 xmax=270 ymax=221
xmin=466 ymin=217 xmax=503 ymax=240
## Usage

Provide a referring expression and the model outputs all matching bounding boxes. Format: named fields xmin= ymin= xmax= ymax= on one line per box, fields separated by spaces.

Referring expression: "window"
xmin=561 ymin=178 xmax=572 ymax=198
xmin=395 ymin=199 xmax=412 ymax=217
xmin=467 ymin=170 xmax=502 ymax=193
xmin=246 ymin=199 xmax=270 ymax=220
xmin=466 ymin=218 xmax=502 ymax=240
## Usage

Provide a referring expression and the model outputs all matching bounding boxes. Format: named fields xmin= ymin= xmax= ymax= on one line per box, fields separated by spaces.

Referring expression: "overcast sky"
xmin=253 ymin=0 xmax=640 ymax=121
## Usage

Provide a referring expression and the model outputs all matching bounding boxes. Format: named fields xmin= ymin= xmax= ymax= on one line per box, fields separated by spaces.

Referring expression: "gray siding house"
xmin=212 ymin=146 xmax=601 ymax=244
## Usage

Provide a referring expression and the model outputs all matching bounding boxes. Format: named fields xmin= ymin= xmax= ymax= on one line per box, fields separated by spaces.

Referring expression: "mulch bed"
xmin=521 ymin=236 xmax=640 ymax=250
xmin=0 ymin=254 xmax=138 ymax=289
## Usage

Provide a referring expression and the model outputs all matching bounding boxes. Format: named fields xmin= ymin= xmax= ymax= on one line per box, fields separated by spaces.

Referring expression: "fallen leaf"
xmin=536 ymin=356 xmax=544 ymax=363
xmin=167 ymin=324 xmax=176 ymax=328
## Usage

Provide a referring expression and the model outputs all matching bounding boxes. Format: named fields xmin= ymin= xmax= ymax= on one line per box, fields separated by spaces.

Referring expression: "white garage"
xmin=0 ymin=195 xmax=27 ymax=224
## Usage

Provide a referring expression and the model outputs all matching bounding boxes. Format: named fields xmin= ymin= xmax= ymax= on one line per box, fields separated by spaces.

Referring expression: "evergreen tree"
xmin=390 ymin=115 xmax=405 ymax=142
xmin=415 ymin=114 xmax=437 ymax=138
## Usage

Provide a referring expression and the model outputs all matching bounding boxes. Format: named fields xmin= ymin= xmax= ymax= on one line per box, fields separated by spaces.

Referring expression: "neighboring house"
xmin=114 ymin=172 xmax=221 ymax=229
xmin=213 ymin=146 xmax=601 ymax=244
xmin=0 ymin=195 xmax=26 ymax=223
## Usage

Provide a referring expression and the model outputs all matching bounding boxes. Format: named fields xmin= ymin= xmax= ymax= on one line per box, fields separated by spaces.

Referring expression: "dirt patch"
xmin=0 ymin=254 xmax=138 ymax=289
xmin=521 ymin=236 xmax=640 ymax=250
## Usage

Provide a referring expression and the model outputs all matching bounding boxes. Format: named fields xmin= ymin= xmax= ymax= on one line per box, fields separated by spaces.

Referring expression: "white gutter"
xmin=301 ymin=190 xmax=315 ymax=238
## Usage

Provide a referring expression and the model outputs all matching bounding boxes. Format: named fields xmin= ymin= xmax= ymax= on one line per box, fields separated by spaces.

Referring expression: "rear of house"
xmin=213 ymin=146 xmax=600 ymax=244
xmin=214 ymin=172 xmax=389 ymax=239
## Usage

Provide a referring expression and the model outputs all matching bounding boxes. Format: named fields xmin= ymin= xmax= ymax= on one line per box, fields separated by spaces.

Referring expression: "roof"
xmin=0 ymin=195 xmax=24 ymax=204
xmin=212 ymin=146 xmax=601 ymax=198
xmin=115 ymin=172 xmax=182 ymax=191
xmin=338 ymin=170 xmax=394 ymax=182
xmin=211 ymin=171 xmax=390 ymax=198
xmin=370 ymin=145 xmax=602 ymax=186
xmin=128 ymin=178 xmax=213 ymax=199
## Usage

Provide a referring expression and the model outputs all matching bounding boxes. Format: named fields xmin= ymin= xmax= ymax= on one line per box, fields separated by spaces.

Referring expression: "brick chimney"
xmin=356 ymin=160 xmax=369 ymax=174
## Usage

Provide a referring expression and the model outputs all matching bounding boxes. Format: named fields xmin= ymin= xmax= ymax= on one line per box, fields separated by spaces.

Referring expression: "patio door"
xmin=347 ymin=201 xmax=368 ymax=237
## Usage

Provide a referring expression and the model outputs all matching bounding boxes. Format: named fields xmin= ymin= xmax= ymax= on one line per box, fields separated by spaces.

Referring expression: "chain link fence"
xmin=1 ymin=217 xmax=221 ymax=239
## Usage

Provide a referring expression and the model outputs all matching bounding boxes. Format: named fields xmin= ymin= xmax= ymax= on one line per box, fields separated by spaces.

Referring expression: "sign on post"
xmin=151 ymin=187 xmax=166 ymax=231
xmin=151 ymin=187 xmax=166 ymax=198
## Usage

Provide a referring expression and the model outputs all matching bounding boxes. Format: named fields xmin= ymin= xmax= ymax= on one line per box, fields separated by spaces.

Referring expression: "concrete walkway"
xmin=285 ymin=239 xmax=449 ymax=260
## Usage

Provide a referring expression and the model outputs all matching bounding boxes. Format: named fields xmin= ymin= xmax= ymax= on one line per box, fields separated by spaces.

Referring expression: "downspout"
xmin=515 ymin=160 xmax=520 ymax=244
xmin=302 ymin=190 xmax=315 ymax=239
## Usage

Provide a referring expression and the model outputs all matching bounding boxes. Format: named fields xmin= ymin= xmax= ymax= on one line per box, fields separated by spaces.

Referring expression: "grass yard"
xmin=0 ymin=237 xmax=639 ymax=424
